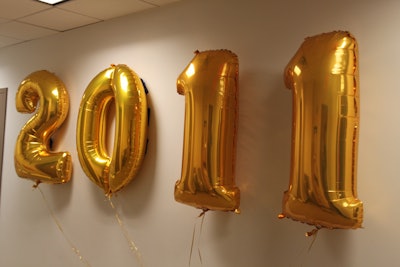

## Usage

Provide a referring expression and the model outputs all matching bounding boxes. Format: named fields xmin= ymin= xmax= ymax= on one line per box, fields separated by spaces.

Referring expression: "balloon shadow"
xmin=192 ymin=70 xmax=293 ymax=266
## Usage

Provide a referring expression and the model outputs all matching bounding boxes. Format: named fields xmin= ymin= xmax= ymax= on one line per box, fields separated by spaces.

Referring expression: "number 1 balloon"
xmin=280 ymin=31 xmax=363 ymax=229
xmin=174 ymin=50 xmax=240 ymax=212
xmin=14 ymin=70 xmax=72 ymax=184
xmin=76 ymin=64 xmax=148 ymax=196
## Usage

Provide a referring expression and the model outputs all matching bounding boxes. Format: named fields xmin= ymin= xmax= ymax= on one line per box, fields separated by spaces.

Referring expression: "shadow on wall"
xmin=183 ymin=68 xmax=356 ymax=267
xmin=187 ymin=70 xmax=295 ymax=266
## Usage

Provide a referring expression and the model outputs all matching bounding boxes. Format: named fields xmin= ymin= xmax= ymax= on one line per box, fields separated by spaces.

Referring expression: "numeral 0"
xmin=76 ymin=64 xmax=148 ymax=195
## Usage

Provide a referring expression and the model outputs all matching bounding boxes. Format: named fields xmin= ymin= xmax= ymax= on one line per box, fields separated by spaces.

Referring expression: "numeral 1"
xmin=281 ymin=31 xmax=363 ymax=229
xmin=174 ymin=50 xmax=240 ymax=212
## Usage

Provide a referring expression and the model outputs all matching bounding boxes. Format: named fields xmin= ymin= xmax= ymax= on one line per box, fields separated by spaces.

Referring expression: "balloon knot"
xmin=305 ymin=227 xmax=321 ymax=237
xmin=105 ymin=191 xmax=113 ymax=200
xmin=199 ymin=209 xmax=209 ymax=217
xmin=32 ymin=180 xmax=42 ymax=189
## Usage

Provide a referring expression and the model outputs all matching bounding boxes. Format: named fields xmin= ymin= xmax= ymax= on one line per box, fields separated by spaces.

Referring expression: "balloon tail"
xmin=189 ymin=209 xmax=208 ymax=266
xmin=107 ymin=197 xmax=144 ymax=267
xmin=35 ymin=185 xmax=91 ymax=267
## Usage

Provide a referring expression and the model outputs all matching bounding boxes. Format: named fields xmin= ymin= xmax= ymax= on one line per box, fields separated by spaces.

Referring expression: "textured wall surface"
xmin=0 ymin=0 xmax=398 ymax=266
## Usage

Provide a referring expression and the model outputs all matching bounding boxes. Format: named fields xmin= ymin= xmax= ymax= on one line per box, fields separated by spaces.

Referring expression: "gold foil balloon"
xmin=280 ymin=31 xmax=363 ymax=229
xmin=174 ymin=50 xmax=240 ymax=212
xmin=76 ymin=64 xmax=148 ymax=195
xmin=14 ymin=70 xmax=72 ymax=184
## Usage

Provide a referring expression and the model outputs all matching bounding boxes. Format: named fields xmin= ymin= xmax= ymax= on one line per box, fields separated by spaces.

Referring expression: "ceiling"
xmin=0 ymin=0 xmax=182 ymax=49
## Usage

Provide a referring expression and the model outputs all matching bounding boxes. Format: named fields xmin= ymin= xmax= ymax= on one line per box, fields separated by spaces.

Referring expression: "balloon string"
xmin=189 ymin=220 xmax=196 ymax=267
xmin=197 ymin=210 xmax=206 ymax=265
xmin=305 ymin=227 xmax=320 ymax=253
xmin=35 ymin=184 xmax=91 ymax=267
xmin=107 ymin=197 xmax=144 ymax=267
xmin=189 ymin=209 xmax=208 ymax=267
xmin=291 ymin=227 xmax=321 ymax=267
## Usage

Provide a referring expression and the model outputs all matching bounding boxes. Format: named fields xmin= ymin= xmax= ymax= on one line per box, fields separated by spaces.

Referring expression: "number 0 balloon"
xmin=14 ymin=70 xmax=72 ymax=184
xmin=76 ymin=64 xmax=148 ymax=195
xmin=174 ymin=50 xmax=240 ymax=212
xmin=280 ymin=31 xmax=363 ymax=229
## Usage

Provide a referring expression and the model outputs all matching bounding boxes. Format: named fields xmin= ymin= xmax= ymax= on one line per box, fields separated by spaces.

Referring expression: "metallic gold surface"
xmin=76 ymin=64 xmax=148 ymax=195
xmin=281 ymin=31 xmax=363 ymax=229
xmin=174 ymin=50 xmax=240 ymax=212
xmin=14 ymin=70 xmax=72 ymax=184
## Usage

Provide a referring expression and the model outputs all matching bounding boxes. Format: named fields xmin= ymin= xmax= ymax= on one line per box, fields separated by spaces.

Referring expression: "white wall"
xmin=0 ymin=0 xmax=398 ymax=266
